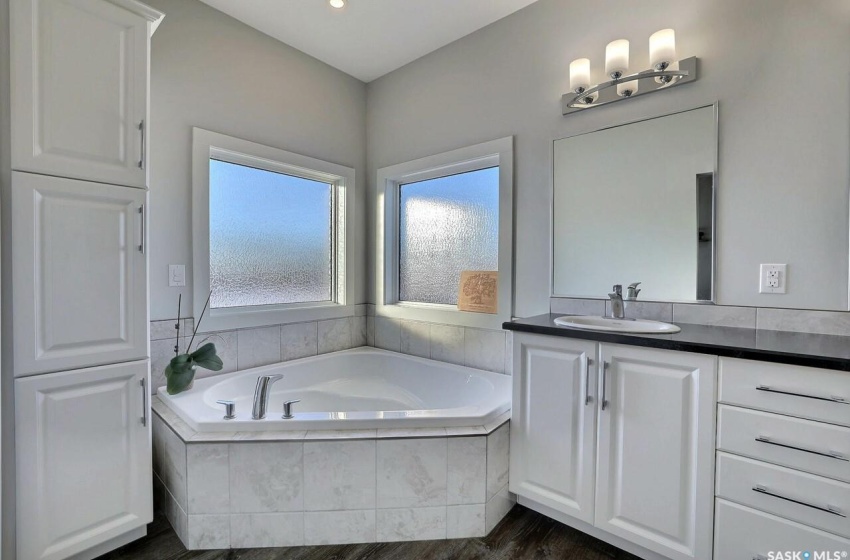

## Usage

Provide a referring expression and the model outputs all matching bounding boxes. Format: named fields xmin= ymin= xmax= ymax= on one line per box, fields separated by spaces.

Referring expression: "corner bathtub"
xmin=157 ymin=347 xmax=511 ymax=432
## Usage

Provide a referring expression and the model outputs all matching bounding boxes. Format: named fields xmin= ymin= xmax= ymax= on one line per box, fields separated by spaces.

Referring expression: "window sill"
xmin=376 ymin=302 xmax=508 ymax=330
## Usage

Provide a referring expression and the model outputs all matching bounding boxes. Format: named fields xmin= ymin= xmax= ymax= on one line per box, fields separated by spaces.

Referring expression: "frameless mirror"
xmin=552 ymin=104 xmax=717 ymax=302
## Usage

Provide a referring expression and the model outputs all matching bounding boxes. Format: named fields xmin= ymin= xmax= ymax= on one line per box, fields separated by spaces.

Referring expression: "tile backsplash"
xmin=149 ymin=304 xmax=512 ymax=393
xmin=551 ymin=297 xmax=850 ymax=336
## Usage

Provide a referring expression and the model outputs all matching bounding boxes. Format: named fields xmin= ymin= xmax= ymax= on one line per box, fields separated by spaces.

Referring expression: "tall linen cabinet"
xmin=9 ymin=1 xmax=163 ymax=559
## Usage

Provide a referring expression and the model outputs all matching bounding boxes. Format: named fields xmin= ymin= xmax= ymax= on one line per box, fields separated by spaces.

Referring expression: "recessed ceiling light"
xmin=329 ymin=0 xmax=345 ymax=8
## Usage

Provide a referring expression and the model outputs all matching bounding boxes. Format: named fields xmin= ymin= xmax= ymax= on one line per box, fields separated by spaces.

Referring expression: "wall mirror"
xmin=552 ymin=104 xmax=717 ymax=302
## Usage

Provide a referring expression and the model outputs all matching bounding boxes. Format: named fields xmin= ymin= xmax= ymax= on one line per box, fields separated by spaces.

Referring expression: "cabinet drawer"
xmin=718 ymin=405 xmax=850 ymax=482
xmin=714 ymin=498 xmax=850 ymax=560
xmin=716 ymin=452 xmax=850 ymax=538
xmin=719 ymin=358 xmax=850 ymax=427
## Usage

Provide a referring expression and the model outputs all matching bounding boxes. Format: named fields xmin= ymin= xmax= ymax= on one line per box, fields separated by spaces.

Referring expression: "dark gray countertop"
xmin=504 ymin=314 xmax=850 ymax=372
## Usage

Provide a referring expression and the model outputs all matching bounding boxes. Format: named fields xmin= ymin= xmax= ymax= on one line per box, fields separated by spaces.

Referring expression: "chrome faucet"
xmin=626 ymin=282 xmax=642 ymax=301
xmin=608 ymin=284 xmax=625 ymax=319
xmin=252 ymin=374 xmax=283 ymax=419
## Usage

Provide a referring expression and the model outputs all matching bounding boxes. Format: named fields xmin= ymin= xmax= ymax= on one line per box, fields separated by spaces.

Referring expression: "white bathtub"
xmin=157 ymin=347 xmax=511 ymax=432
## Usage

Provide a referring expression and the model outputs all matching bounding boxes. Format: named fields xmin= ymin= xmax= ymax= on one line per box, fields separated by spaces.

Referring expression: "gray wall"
xmin=145 ymin=0 xmax=368 ymax=320
xmin=367 ymin=0 xmax=850 ymax=313
xmin=0 ymin=0 xmax=11 ymax=552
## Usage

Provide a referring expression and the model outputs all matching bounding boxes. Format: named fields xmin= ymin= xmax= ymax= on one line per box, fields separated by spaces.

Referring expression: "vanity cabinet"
xmin=594 ymin=344 xmax=716 ymax=560
xmin=12 ymin=172 xmax=149 ymax=377
xmin=510 ymin=334 xmax=717 ymax=560
xmin=714 ymin=358 xmax=850 ymax=558
xmin=510 ymin=336 xmax=598 ymax=524
xmin=10 ymin=0 xmax=163 ymax=188
xmin=15 ymin=360 xmax=152 ymax=560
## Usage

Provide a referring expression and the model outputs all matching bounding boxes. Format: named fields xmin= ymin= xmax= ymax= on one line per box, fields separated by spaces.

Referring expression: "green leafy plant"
xmin=164 ymin=292 xmax=223 ymax=395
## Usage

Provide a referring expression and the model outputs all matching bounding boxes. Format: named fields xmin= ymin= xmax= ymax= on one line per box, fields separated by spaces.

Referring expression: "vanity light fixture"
xmin=563 ymin=29 xmax=697 ymax=115
xmin=329 ymin=0 xmax=345 ymax=8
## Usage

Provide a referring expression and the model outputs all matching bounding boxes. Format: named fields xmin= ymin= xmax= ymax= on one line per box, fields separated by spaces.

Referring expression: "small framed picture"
xmin=458 ymin=271 xmax=498 ymax=314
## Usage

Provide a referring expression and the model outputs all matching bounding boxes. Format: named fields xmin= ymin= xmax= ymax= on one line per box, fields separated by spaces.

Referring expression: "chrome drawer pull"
xmin=140 ymin=378 xmax=147 ymax=426
xmin=584 ymin=358 xmax=593 ymax=406
xmin=755 ymin=436 xmax=848 ymax=461
xmin=601 ymin=361 xmax=609 ymax=411
xmin=753 ymin=485 xmax=846 ymax=517
xmin=756 ymin=385 xmax=848 ymax=405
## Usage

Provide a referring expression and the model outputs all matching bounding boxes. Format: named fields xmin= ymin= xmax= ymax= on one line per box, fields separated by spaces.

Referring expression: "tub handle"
xmin=282 ymin=400 xmax=301 ymax=419
xmin=216 ymin=400 xmax=236 ymax=420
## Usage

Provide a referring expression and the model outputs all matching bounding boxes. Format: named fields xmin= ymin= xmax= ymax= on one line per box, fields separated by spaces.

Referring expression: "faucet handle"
xmin=282 ymin=399 xmax=301 ymax=419
xmin=627 ymin=282 xmax=642 ymax=300
xmin=628 ymin=282 xmax=641 ymax=289
xmin=611 ymin=284 xmax=623 ymax=296
xmin=216 ymin=400 xmax=236 ymax=420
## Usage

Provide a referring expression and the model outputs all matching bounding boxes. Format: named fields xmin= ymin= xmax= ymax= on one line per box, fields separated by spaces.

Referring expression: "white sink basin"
xmin=554 ymin=315 xmax=681 ymax=334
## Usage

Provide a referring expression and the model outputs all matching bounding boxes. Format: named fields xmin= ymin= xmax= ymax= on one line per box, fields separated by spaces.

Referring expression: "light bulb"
xmin=605 ymin=39 xmax=629 ymax=79
xmin=329 ymin=0 xmax=345 ymax=8
xmin=649 ymin=29 xmax=676 ymax=70
xmin=569 ymin=58 xmax=590 ymax=94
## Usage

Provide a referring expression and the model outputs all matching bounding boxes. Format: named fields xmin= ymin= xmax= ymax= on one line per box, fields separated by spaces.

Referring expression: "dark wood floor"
xmin=96 ymin=505 xmax=641 ymax=560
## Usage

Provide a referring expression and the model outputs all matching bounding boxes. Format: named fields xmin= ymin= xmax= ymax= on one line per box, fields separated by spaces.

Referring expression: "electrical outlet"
xmin=759 ymin=264 xmax=786 ymax=294
xmin=169 ymin=265 xmax=186 ymax=287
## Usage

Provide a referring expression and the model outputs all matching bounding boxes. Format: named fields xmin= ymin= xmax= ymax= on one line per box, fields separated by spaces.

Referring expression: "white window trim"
xmin=192 ymin=127 xmax=356 ymax=332
xmin=375 ymin=136 xmax=513 ymax=329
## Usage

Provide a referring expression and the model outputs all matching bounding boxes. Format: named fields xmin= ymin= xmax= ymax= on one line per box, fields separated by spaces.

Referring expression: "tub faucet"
xmin=252 ymin=374 xmax=283 ymax=420
xmin=608 ymin=285 xmax=625 ymax=319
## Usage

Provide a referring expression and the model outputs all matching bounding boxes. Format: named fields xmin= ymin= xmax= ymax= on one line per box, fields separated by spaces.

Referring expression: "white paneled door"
xmin=595 ymin=344 xmax=717 ymax=560
xmin=15 ymin=360 xmax=152 ymax=560
xmin=12 ymin=172 xmax=149 ymax=377
xmin=10 ymin=0 xmax=162 ymax=188
xmin=510 ymin=334 xmax=597 ymax=523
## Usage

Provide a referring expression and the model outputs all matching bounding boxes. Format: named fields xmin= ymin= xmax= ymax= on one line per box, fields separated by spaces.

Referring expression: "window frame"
xmin=192 ymin=127 xmax=355 ymax=332
xmin=376 ymin=136 xmax=513 ymax=329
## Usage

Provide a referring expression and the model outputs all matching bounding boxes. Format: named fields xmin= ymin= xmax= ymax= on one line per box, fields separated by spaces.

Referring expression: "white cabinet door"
xmin=510 ymin=333 xmax=598 ymax=523
xmin=16 ymin=360 xmax=152 ymax=560
xmin=12 ymin=172 xmax=149 ymax=376
xmin=595 ymin=344 xmax=717 ymax=560
xmin=10 ymin=0 xmax=163 ymax=188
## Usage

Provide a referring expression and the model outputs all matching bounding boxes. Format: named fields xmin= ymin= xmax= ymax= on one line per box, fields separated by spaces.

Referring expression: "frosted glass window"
xmin=399 ymin=167 xmax=499 ymax=305
xmin=209 ymin=159 xmax=332 ymax=309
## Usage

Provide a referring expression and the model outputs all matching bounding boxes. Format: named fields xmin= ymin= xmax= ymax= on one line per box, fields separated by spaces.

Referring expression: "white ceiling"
xmin=197 ymin=0 xmax=540 ymax=82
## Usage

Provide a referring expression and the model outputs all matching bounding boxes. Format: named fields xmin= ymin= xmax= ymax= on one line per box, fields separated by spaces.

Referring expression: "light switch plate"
xmin=169 ymin=265 xmax=186 ymax=287
xmin=759 ymin=264 xmax=786 ymax=294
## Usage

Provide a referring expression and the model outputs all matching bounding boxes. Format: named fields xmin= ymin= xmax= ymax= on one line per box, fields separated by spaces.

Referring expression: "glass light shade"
xmin=329 ymin=0 xmax=345 ymax=8
xmin=650 ymin=29 xmax=676 ymax=69
xmin=569 ymin=58 xmax=590 ymax=92
xmin=617 ymin=80 xmax=638 ymax=97
xmin=605 ymin=40 xmax=629 ymax=78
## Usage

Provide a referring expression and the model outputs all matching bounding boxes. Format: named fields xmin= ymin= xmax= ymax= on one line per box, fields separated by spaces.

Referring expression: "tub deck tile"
xmin=376 ymin=427 xmax=448 ymax=439
xmin=304 ymin=429 xmax=378 ymax=440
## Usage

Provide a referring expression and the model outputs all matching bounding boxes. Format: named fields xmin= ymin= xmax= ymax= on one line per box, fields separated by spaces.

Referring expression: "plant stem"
xmin=186 ymin=290 xmax=212 ymax=353
xmin=175 ymin=293 xmax=182 ymax=358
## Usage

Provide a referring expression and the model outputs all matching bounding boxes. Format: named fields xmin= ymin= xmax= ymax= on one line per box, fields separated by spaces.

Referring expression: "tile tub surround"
xmin=373 ymin=316 xmax=511 ymax=375
xmin=152 ymin=406 xmax=514 ymax=549
xmin=150 ymin=313 xmax=368 ymax=394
